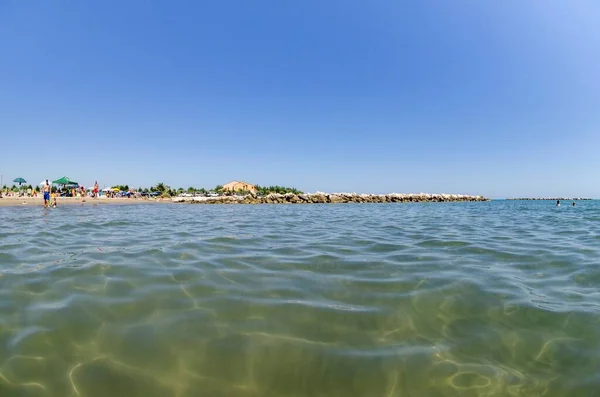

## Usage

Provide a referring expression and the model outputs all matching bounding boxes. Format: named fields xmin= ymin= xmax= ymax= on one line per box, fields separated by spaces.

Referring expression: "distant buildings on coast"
xmin=222 ymin=181 xmax=257 ymax=194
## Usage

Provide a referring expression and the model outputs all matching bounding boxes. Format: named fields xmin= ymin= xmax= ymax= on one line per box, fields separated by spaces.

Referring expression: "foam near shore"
xmin=173 ymin=192 xmax=489 ymax=204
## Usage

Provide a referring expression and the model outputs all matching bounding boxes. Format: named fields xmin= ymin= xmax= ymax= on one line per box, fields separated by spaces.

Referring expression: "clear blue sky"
xmin=1 ymin=1 xmax=599 ymax=198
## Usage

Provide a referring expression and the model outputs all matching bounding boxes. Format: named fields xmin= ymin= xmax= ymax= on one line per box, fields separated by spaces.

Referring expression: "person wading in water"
xmin=42 ymin=180 xmax=51 ymax=208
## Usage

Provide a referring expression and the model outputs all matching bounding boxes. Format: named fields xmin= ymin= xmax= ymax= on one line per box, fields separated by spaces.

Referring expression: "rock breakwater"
xmin=173 ymin=192 xmax=489 ymax=205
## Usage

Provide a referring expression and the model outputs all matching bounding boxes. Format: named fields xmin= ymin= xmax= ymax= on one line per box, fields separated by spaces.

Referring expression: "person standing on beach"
xmin=42 ymin=180 xmax=51 ymax=208
xmin=94 ymin=181 xmax=99 ymax=198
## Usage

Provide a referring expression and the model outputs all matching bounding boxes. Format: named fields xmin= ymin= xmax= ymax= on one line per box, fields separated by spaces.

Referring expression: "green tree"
xmin=255 ymin=185 xmax=303 ymax=195
xmin=214 ymin=185 xmax=224 ymax=194
xmin=155 ymin=182 xmax=167 ymax=192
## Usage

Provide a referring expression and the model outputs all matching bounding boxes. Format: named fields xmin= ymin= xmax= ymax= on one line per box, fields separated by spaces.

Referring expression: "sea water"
xmin=0 ymin=201 xmax=599 ymax=396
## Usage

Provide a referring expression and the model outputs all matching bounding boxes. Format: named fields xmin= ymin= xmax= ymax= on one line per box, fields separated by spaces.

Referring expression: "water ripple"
xmin=0 ymin=201 xmax=599 ymax=395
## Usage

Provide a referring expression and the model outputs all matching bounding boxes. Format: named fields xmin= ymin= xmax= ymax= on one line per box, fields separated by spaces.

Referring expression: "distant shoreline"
xmin=506 ymin=197 xmax=593 ymax=201
xmin=0 ymin=197 xmax=170 ymax=207
xmin=6 ymin=195 xmax=594 ymax=207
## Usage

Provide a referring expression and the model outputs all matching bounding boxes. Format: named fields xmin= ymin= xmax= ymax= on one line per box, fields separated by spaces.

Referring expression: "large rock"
xmin=310 ymin=194 xmax=327 ymax=203
xmin=328 ymin=194 xmax=347 ymax=203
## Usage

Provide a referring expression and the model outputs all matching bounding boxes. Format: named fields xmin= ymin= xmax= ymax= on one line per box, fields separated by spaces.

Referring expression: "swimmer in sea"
xmin=556 ymin=200 xmax=560 ymax=207
xmin=573 ymin=201 xmax=576 ymax=206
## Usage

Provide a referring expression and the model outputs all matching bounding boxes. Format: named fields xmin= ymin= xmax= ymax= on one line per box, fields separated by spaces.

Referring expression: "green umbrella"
xmin=52 ymin=176 xmax=78 ymax=185
xmin=13 ymin=177 xmax=27 ymax=185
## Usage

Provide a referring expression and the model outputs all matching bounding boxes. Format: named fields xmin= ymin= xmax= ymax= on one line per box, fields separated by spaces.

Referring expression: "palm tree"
xmin=155 ymin=182 xmax=166 ymax=192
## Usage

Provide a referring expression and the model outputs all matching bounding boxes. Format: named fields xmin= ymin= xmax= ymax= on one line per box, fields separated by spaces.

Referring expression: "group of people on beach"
xmin=41 ymin=180 xmax=100 ymax=208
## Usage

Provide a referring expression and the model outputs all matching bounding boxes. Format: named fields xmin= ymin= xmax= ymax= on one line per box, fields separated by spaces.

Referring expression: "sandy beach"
xmin=0 ymin=197 xmax=170 ymax=207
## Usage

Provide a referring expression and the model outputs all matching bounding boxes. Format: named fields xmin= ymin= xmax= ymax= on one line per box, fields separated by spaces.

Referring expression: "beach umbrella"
xmin=52 ymin=176 xmax=78 ymax=185
xmin=13 ymin=177 xmax=27 ymax=185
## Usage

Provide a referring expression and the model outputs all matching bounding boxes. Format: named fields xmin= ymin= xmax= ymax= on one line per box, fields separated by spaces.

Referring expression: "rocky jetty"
xmin=506 ymin=197 xmax=593 ymax=201
xmin=173 ymin=192 xmax=489 ymax=205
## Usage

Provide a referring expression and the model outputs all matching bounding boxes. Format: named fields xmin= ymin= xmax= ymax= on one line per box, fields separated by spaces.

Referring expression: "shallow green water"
xmin=0 ymin=201 xmax=599 ymax=396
